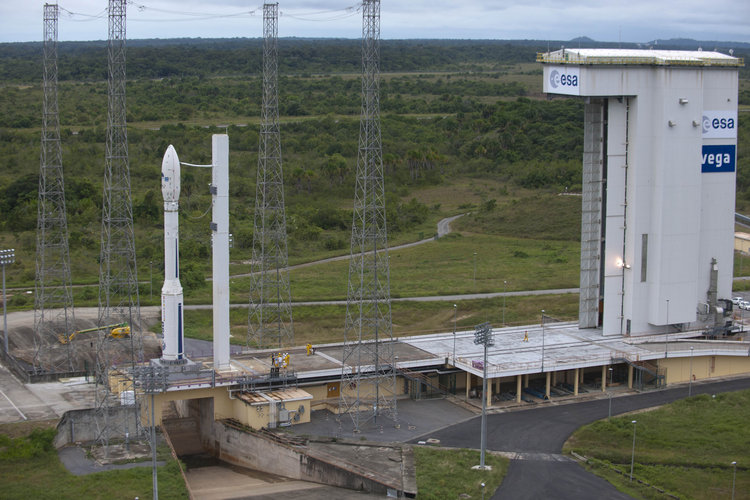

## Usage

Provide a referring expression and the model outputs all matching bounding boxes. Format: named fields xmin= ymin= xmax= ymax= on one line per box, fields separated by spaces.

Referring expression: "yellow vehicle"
xmin=58 ymin=322 xmax=130 ymax=344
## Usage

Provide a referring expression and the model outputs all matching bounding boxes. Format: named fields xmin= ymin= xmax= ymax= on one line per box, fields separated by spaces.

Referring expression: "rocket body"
xmin=161 ymin=145 xmax=184 ymax=361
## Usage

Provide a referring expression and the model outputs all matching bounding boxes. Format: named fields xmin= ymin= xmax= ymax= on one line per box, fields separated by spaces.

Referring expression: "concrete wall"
xmin=54 ymin=406 xmax=140 ymax=448
xmin=147 ymin=386 xmax=230 ymax=426
xmin=660 ymin=355 xmax=750 ymax=385
xmin=200 ymin=414 xmax=397 ymax=495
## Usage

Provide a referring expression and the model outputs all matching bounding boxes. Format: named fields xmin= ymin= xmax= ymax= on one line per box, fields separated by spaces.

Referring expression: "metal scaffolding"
xmin=339 ymin=0 xmax=397 ymax=433
xmin=579 ymin=100 xmax=604 ymax=329
xmin=95 ymin=0 xmax=142 ymax=454
xmin=248 ymin=3 xmax=294 ymax=349
xmin=34 ymin=2 xmax=77 ymax=373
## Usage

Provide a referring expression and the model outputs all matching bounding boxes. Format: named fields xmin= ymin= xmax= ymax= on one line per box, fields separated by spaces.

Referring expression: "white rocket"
xmin=161 ymin=145 xmax=184 ymax=361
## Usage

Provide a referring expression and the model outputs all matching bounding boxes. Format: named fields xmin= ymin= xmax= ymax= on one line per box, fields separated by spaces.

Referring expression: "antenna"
xmin=248 ymin=2 xmax=294 ymax=349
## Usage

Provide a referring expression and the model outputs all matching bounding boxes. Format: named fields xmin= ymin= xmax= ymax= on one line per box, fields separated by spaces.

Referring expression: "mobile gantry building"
xmin=539 ymin=48 xmax=742 ymax=337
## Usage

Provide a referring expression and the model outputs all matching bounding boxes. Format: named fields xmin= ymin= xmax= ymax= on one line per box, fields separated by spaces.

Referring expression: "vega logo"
xmin=701 ymin=145 xmax=736 ymax=173
xmin=545 ymin=66 xmax=580 ymax=95
xmin=702 ymin=110 xmax=737 ymax=139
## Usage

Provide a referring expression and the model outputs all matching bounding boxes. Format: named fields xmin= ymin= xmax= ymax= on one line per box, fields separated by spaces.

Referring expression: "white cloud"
xmin=0 ymin=0 xmax=747 ymax=42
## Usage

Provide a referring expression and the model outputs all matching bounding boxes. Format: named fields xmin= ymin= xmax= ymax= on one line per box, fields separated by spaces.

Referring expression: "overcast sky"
xmin=1 ymin=0 xmax=749 ymax=44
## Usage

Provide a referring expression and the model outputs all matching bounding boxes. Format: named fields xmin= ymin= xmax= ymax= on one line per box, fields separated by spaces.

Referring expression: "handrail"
xmin=536 ymin=52 xmax=744 ymax=67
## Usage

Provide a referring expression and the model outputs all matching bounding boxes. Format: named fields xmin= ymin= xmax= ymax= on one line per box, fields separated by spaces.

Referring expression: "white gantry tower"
xmin=248 ymin=3 xmax=294 ymax=349
xmin=540 ymin=49 xmax=741 ymax=337
xmin=339 ymin=0 xmax=398 ymax=433
xmin=34 ymin=2 xmax=77 ymax=373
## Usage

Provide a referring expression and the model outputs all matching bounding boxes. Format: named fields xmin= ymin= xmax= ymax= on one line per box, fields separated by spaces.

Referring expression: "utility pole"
xmin=665 ymin=299 xmax=670 ymax=358
xmin=452 ymin=304 xmax=457 ymax=363
xmin=541 ymin=309 xmax=546 ymax=372
xmin=340 ymin=0 xmax=397 ymax=433
xmin=248 ymin=2 xmax=294 ymax=349
xmin=502 ymin=280 xmax=507 ymax=326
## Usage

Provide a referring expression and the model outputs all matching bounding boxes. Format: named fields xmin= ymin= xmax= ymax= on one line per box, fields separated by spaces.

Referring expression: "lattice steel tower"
xmin=34 ymin=3 xmax=76 ymax=373
xmin=248 ymin=3 xmax=294 ymax=349
xmin=339 ymin=0 xmax=397 ymax=432
xmin=96 ymin=0 xmax=142 ymax=453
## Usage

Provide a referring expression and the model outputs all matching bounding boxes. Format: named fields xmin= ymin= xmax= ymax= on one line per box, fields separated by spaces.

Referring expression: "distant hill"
xmin=645 ymin=38 xmax=750 ymax=50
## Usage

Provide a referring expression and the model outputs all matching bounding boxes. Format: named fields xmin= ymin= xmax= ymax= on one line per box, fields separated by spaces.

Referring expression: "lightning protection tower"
xmin=248 ymin=3 xmax=294 ymax=349
xmin=95 ymin=0 xmax=142 ymax=455
xmin=339 ymin=0 xmax=397 ymax=433
xmin=34 ymin=2 xmax=77 ymax=373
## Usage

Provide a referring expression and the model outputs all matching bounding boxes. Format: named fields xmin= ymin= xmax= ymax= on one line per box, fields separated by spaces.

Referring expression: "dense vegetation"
xmin=0 ymin=38 xmax=747 ymax=303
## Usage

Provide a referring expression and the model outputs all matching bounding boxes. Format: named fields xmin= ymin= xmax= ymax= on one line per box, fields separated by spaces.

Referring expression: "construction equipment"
xmin=58 ymin=322 xmax=130 ymax=344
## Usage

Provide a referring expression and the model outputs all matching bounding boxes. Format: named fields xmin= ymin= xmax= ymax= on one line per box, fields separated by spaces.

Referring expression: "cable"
xmin=282 ymin=5 xmax=360 ymax=22
xmin=58 ymin=6 xmax=108 ymax=22
xmin=56 ymin=1 xmax=360 ymax=25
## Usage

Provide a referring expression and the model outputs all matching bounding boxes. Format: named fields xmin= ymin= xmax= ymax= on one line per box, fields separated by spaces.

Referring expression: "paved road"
xmin=416 ymin=376 xmax=750 ymax=500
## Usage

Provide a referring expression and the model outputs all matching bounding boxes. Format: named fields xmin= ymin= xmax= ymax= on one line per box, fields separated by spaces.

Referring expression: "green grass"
xmin=182 ymin=293 xmax=579 ymax=346
xmin=200 ymin=231 xmax=580 ymax=306
xmin=0 ymin=425 xmax=189 ymax=500
xmin=413 ymin=446 xmax=509 ymax=500
xmin=564 ymin=390 xmax=750 ymax=499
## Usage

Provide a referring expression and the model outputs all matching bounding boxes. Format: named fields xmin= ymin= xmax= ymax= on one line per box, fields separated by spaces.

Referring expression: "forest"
xmin=0 ymin=38 xmax=748 ymax=304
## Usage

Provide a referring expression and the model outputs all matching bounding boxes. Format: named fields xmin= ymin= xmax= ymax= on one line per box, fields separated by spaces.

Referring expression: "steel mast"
xmin=248 ymin=3 xmax=294 ymax=349
xmin=339 ymin=0 xmax=397 ymax=433
xmin=34 ymin=2 xmax=77 ymax=373
xmin=95 ymin=0 xmax=142 ymax=455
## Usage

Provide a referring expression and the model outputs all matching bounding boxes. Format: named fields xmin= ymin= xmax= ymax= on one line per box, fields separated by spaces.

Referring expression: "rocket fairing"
xmin=161 ymin=145 xmax=184 ymax=361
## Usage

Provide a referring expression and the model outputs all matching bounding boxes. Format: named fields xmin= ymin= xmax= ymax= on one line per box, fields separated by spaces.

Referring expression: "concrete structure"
xmin=540 ymin=48 xmax=742 ymax=337
xmin=735 ymin=232 xmax=750 ymax=254
xmin=211 ymin=134 xmax=231 ymax=369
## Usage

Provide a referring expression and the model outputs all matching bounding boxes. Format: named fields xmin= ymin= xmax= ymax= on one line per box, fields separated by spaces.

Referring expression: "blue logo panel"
xmin=701 ymin=145 xmax=736 ymax=173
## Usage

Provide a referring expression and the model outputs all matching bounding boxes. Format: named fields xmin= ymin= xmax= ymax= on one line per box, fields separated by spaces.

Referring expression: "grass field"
xmin=180 ymin=292 xmax=579 ymax=346
xmin=413 ymin=446 xmax=509 ymax=500
xmin=0 ymin=423 xmax=189 ymax=500
xmin=564 ymin=390 xmax=750 ymax=499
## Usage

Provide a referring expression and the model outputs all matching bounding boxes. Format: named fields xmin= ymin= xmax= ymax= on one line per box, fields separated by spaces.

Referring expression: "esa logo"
xmin=702 ymin=116 xmax=735 ymax=134
xmin=701 ymin=111 xmax=737 ymax=139
xmin=549 ymin=69 xmax=578 ymax=89
xmin=701 ymin=145 xmax=736 ymax=173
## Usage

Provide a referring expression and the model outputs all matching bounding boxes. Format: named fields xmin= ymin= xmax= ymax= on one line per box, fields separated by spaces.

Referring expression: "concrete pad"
xmin=291 ymin=397 xmax=475 ymax=442
xmin=185 ymin=465 xmax=382 ymax=500
xmin=0 ymin=363 xmax=57 ymax=423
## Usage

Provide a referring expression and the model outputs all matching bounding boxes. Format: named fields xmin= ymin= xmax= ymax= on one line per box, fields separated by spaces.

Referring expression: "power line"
xmin=55 ymin=2 xmax=361 ymax=24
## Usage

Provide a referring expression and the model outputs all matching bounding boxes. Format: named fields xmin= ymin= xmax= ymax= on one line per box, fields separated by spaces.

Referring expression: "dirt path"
xmin=227 ymin=213 xmax=467 ymax=279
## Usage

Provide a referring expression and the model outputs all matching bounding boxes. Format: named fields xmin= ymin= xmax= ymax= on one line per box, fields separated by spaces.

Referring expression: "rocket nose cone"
xmin=162 ymin=145 xmax=179 ymax=169
xmin=162 ymin=145 xmax=181 ymax=201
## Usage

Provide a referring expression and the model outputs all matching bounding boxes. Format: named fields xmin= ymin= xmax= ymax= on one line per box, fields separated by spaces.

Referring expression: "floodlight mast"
xmin=474 ymin=322 xmax=494 ymax=469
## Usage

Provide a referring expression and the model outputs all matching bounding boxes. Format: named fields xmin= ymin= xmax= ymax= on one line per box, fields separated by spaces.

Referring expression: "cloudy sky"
xmin=1 ymin=0 xmax=749 ymax=44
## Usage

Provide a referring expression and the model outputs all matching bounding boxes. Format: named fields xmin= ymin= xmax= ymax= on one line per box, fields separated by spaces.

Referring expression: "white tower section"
xmin=160 ymin=145 xmax=184 ymax=361
xmin=541 ymin=49 xmax=742 ymax=336
xmin=211 ymin=134 xmax=230 ymax=369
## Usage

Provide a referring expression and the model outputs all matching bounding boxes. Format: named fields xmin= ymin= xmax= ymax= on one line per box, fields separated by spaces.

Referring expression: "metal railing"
xmin=536 ymin=52 xmax=744 ymax=67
